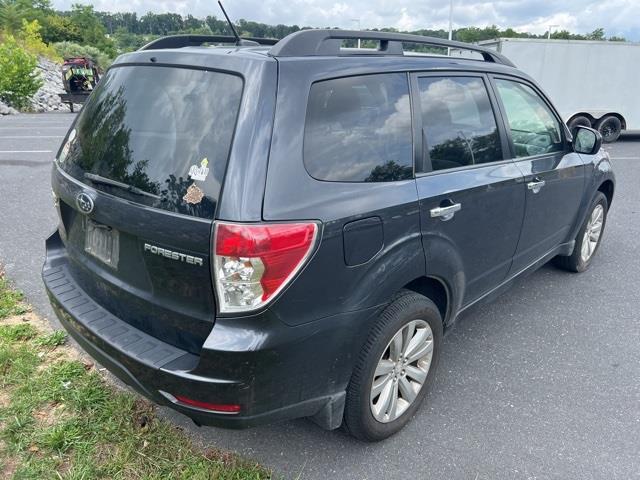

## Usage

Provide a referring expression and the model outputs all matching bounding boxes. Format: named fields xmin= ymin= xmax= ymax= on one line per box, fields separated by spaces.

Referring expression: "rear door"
xmin=53 ymin=64 xmax=245 ymax=353
xmin=412 ymin=72 xmax=525 ymax=306
xmin=490 ymin=76 xmax=585 ymax=273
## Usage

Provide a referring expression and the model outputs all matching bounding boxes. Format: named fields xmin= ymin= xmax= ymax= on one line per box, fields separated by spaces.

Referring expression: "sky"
xmin=52 ymin=0 xmax=640 ymax=41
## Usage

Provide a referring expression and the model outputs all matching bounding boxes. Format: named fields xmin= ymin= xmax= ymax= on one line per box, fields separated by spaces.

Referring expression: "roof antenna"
xmin=218 ymin=1 xmax=255 ymax=46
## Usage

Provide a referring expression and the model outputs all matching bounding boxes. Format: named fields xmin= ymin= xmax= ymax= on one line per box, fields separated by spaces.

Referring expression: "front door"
xmin=491 ymin=77 xmax=585 ymax=274
xmin=412 ymin=73 xmax=525 ymax=306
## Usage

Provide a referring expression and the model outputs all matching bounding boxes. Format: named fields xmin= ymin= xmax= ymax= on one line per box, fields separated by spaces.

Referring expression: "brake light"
xmin=214 ymin=222 xmax=318 ymax=313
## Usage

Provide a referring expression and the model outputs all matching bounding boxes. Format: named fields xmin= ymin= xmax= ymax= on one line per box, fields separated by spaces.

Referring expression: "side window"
xmin=418 ymin=76 xmax=502 ymax=172
xmin=304 ymin=73 xmax=413 ymax=182
xmin=494 ymin=79 xmax=563 ymax=158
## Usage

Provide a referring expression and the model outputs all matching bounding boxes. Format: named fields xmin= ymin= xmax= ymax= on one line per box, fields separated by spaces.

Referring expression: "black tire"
xmin=595 ymin=115 xmax=622 ymax=143
xmin=343 ymin=290 xmax=443 ymax=442
xmin=554 ymin=192 xmax=608 ymax=273
xmin=567 ymin=115 xmax=592 ymax=133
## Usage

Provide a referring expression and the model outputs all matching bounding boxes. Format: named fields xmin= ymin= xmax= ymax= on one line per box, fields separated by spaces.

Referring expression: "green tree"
xmin=0 ymin=1 xmax=24 ymax=33
xmin=0 ymin=34 xmax=42 ymax=109
xmin=40 ymin=13 xmax=81 ymax=43
xmin=53 ymin=41 xmax=111 ymax=70
xmin=455 ymin=25 xmax=501 ymax=43
xmin=69 ymin=3 xmax=116 ymax=56
xmin=19 ymin=18 xmax=60 ymax=59
xmin=586 ymin=28 xmax=605 ymax=40
xmin=112 ymin=26 xmax=148 ymax=53
xmin=0 ymin=0 xmax=53 ymax=31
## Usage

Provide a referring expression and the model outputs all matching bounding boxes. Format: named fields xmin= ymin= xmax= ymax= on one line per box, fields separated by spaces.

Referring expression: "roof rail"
xmin=139 ymin=34 xmax=279 ymax=51
xmin=269 ymin=29 xmax=515 ymax=67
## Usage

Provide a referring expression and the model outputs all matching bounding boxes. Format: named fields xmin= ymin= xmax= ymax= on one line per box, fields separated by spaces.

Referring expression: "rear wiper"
xmin=84 ymin=173 xmax=161 ymax=200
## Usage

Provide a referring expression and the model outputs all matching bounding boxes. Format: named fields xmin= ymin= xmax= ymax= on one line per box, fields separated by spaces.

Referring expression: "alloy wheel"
xmin=370 ymin=320 xmax=434 ymax=423
xmin=581 ymin=204 xmax=604 ymax=262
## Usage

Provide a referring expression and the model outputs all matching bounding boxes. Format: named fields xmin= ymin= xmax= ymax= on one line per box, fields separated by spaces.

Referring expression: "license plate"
xmin=84 ymin=219 xmax=119 ymax=268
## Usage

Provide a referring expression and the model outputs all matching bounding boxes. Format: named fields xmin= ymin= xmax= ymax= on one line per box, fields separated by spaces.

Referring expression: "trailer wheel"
xmin=595 ymin=115 xmax=622 ymax=143
xmin=567 ymin=115 xmax=591 ymax=133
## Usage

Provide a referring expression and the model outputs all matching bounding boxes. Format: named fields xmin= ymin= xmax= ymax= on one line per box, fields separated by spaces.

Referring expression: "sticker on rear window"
xmin=183 ymin=183 xmax=205 ymax=204
xmin=188 ymin=158 xmax=209 ymax=181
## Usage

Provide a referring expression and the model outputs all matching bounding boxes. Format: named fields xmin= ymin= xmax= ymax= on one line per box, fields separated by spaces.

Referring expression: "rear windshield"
xmin=57 ymin=65 xmax=243 ymax=219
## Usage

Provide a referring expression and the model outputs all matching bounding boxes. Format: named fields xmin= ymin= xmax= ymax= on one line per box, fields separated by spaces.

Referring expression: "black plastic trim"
xmin=43 ymin=263 xmax=198 ymax=370
xmin=140 ymin=34 xmax=278 ymax=51
xmin=269 ymin=29 xmax=515 ymax=66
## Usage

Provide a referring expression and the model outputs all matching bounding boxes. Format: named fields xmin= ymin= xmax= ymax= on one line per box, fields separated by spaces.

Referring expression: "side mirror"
xmin=572 ymin=126 xmax=602 ymax=155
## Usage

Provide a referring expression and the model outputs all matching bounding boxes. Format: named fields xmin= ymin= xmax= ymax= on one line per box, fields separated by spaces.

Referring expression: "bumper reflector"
xmin=174 ymin=395 xmax=241 ymax=413
xmin=159 ymin=390 xmax=241 ymax=414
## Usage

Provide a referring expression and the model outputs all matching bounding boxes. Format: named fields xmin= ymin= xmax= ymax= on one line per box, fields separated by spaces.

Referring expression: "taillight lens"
xmin=214 ymin=222 xmax=318 ymax=313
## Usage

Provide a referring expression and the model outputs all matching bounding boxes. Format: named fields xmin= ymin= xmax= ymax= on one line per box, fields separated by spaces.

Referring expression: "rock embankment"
xmin=1 ymin=57 xmax=74 ymax=115
xmin=0 ymin=100 xmax=19 ymax=115
xmin=29 ymin=57 xmax=72 ymax=113
xmin=1 ymin=58 xmax=86 ymax=115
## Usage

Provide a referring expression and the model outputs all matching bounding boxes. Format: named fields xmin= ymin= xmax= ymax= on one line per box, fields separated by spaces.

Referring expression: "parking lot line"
xmin=0 ymin=136 xmax=64 ymax=139
xmin=0 ymin=126 xmax=69 ymax=130
xmin=0 ymin=150 xmax=53 ymax=153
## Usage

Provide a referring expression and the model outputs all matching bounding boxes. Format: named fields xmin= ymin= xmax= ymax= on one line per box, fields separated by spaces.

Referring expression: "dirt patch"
xmin=94 ymin=443 xmax=118 ymax=466
xmin=33 ymin=402 xmax=70 ymax=428
xmin=0 ymin=438 xmax=17 ymax=478
xmin=0 ymin=391 xmax=10 ymax=408
xmin=0 ymin=312 xmax=40 ymax=328
xmin=132 ymin=398 xmax=156 ymax=430
xmin=39 ymin=339 xmax=83 ymax=365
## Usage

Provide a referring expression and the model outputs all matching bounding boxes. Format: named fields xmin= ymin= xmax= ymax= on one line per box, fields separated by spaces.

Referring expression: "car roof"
xmin=118 ymin=44 xmax=523 ymax=76
xmin=125 ymin=29 xmax=518 ymax=68
xmin=113 ymin=29 xmax=533 ymax=84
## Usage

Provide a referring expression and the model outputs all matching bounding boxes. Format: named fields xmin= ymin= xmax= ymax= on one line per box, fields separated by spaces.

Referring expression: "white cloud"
xmin=51 ymin=0 xmax=640 ymax=40
xmin=514 ymin=12 xmax=579 ymax=36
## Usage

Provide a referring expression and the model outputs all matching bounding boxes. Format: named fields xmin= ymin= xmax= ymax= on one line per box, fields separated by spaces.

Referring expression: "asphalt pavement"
xmin=1 ymin=112 xmax=639 ymax=479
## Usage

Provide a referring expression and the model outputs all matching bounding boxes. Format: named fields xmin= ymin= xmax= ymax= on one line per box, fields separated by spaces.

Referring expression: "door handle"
xmin=527 ymin=179 xmax=546 ymax=194
xmin=430 ymin=203 xmax=462 ymax=221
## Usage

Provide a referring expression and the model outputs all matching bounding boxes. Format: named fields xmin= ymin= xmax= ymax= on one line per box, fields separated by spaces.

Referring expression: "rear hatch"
xmin=53 ymin=64 xmax=244 ymax=354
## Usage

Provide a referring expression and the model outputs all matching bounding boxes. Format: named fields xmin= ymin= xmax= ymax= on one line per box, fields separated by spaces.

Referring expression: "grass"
xmin=0 ymin=277 xmax=28 ymax=318
xmin=0 ymin=272 xmax=272 ymax=479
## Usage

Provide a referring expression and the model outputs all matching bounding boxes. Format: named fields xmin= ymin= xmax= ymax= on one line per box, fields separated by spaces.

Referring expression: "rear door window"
xmin=304 ymin=73 xmax=413 ymax=182
xmin=57 ymin=65 xmax=243 ymax=219
xmin=417 ymin=76 xmax=503 ymax=172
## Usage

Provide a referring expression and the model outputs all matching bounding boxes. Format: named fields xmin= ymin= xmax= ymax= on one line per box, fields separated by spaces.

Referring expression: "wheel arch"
xmin=403 ymin=276 xmax=451 ymax=326
xmin=599 ymin=112 xmax=627 ymax=130
xmin=598 ymin=179 xmax=615 ymax=208
xmin=566 ymin=112 xmax=596 ymax=127
xmin=566 ymin=112 xmax=627 ymax=130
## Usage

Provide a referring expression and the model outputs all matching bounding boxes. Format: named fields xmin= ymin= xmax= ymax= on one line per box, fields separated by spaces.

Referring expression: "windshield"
xmin=57 ymin=65 xmax=243 ymax=219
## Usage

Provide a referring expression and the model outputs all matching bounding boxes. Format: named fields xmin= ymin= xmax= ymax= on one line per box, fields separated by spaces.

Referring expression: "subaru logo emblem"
xmin=76 ymin=192 xmax=94 ymax=214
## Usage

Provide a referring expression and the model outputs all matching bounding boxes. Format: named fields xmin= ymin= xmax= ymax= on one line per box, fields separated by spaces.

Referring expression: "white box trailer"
xmin=469 ymin=38 xmax=640 ymax=142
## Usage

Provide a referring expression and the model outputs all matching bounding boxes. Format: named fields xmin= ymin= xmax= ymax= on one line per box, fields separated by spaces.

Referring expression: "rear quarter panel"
xmin=261 ymin=57 xmax=426 ymax=326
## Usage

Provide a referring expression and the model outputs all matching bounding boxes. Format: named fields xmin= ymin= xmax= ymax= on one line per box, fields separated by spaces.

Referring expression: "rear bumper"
xmin=43 ymin=230 xmax=378 ymax=429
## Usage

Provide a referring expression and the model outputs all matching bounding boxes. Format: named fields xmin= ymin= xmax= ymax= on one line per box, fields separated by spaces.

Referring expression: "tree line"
xmin=0 ymin=0 xmax=629 ymax=61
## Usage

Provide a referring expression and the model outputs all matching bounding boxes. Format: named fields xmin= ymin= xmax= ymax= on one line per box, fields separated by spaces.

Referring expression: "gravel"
xmin=29 ymin=57 xmax=73 ymax=113
xmin=0 ymin=100 xmax=19 ymax=116
xmin=0 ymin=57 xmax=76 ymax=114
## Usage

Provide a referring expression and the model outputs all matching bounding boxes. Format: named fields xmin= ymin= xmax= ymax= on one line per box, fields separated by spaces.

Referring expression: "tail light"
xmin=213 ymin=221 xmax=318 ymax=313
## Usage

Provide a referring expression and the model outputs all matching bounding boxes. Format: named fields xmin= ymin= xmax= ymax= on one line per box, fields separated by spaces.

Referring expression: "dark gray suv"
xmin=43 ymin=30 xmax=615 ymax=441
